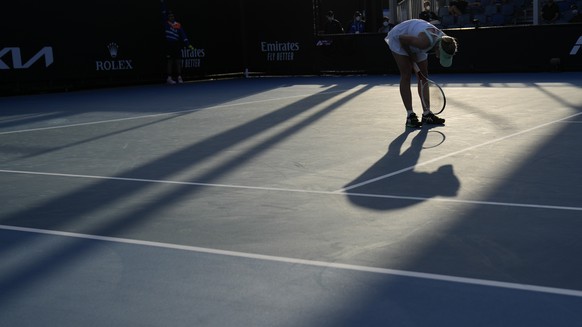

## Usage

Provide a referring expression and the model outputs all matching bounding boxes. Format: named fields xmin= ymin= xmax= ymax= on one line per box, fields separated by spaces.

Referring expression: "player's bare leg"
xmin=392 ymin=52 xmax=421 ymax=128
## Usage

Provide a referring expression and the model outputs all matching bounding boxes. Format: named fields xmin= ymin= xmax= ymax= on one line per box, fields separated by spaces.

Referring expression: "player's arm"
xmin=179 ymin=28 xmax=194 ymax=49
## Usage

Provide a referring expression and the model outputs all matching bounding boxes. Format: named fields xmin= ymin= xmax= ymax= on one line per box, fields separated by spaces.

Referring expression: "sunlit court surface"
xmin=1 ymin=72 xmax=582 ymax=326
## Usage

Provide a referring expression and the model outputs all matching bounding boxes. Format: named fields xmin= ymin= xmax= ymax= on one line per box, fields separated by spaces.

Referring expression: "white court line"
xmin=1 ymin=169 xmax=581 ymax=211
xmin=1 ymin=224 xmax=582 ymax=298
xmin=0 ymin=88 xmax=349 ymax=136
xmin=337 ymin=111 xmax=582 ymax=193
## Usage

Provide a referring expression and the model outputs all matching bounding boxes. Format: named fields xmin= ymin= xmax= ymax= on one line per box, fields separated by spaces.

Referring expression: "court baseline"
xmin=1 ymin=224 xmax=582 ymax=298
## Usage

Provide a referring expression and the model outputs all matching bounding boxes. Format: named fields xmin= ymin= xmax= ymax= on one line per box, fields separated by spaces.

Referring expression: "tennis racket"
xmin=412 ymin=62 xmax=446 ymax=115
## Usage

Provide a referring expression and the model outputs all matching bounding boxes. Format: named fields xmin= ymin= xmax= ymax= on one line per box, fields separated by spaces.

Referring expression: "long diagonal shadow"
xmin=325 ymin=80 xmax=582 ymax=326
xmin=0 ymin=112 xmax=194 ymax=164
xmin=0 ymin=83 xmax=373 ymax=304
xmin=344 ymin=127 xmax=460 ymax=210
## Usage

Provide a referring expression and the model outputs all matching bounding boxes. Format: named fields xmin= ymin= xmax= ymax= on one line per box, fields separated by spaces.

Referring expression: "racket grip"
xmin=412 ymin=62 xmax=420 ymax=73
xmin=412 ymin=62 xmax=420 ymax=74
xmin=412 ymin=62 xmax=426 ymax=81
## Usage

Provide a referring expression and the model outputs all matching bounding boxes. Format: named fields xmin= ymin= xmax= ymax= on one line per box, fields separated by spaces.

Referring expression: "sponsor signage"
xmin=95 ymin=42 xmax=134 ymax=71
xmin=0 ymin=46 xmax=54 ymax=70
xmin=181 ymin=46 xmax=205 ymax=69
xmin=570 ymin=35 xmax=582 ymax=55
xmin=260 ymin=41 xmax=300 ymax=62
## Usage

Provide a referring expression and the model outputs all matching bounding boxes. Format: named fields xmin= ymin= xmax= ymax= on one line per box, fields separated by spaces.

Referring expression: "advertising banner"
xmin=241 ymin=0 xmax=317 ymax=74
xmin=1 ymin=0 xmax=581 ymax=95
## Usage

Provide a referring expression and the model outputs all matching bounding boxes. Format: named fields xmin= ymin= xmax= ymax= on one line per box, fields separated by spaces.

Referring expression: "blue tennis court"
xmin=1 ymin=73 xmax=582 ymax=326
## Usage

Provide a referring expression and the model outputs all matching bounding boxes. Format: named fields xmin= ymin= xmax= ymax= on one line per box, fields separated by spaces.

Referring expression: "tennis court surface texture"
xmin=1 ymin=72 xmax=582 ymax=326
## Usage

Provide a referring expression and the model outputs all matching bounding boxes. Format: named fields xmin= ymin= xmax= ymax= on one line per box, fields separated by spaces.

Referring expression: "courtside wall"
xmin=1 ymin=0 xmax=581 ymax=94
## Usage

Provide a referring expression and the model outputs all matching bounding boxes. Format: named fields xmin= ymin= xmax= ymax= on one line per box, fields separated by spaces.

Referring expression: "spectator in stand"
xmin=420 ymin=1 xmax=441 ymax=25
xmin=347 ymin=11 xmax=366 ymax=33
xmin=378 ymin=16 xmax=395 ymax=33
xmin=541 ymin=0 xmax=560 ymax=24
xmin=569 ymin=4 xmax=582 ymax=22
xmin=324 ymin=10 xmax=344 ymax=34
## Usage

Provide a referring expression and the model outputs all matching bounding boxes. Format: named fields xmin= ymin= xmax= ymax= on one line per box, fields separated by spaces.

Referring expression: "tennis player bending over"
xmin=386 ymin=19 xmax=458 ymax=128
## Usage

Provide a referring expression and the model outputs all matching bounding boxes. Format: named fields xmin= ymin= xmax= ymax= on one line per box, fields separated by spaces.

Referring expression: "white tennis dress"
xmin=385 ymin=19 xmax=444 ymax=62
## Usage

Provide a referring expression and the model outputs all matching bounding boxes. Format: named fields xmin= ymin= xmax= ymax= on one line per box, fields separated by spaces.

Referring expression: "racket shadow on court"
xmin=343 ymin=126 xmax=460 ymax=210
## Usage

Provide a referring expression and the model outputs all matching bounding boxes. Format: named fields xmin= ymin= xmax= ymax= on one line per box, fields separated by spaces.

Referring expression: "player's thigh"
xmin=391 ymin=52 xmax=413 ymax=77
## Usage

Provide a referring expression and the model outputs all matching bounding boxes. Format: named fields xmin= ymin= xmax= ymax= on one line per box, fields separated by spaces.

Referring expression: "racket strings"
xmin=420 ymin=80 xmax=445 ymax=115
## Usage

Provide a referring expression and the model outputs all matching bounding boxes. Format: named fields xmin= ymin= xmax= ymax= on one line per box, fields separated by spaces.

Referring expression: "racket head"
xmin=419 ymin=78 xmax=446 ymax=115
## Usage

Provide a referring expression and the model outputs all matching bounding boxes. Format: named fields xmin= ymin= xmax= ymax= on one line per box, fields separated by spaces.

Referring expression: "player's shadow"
xmin=344 ymin=127 xmax=460 ymax=210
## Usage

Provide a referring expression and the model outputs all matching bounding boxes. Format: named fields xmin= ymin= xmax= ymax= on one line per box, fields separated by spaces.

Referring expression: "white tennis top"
xmin=385 ymin=19 xmax=444 ymax=60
